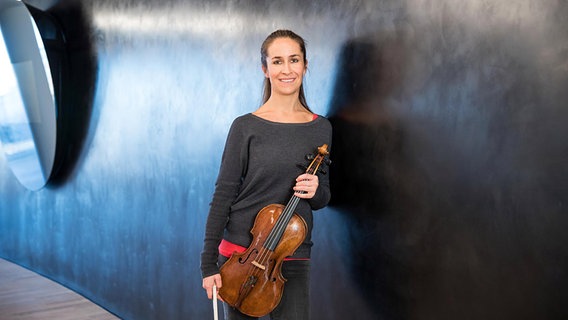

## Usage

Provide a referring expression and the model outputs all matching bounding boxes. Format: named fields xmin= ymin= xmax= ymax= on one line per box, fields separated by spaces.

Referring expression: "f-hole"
xmin=238 ymin=248 xmax=258 ymax=264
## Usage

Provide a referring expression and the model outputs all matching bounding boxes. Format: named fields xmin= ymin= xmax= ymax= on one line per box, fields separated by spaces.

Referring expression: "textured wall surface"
xmin=1 ymin=0 xmax=567 ymax=319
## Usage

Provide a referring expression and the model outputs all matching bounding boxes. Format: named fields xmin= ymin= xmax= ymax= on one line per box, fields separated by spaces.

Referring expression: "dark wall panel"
xmin=1 ymin=0 xmax=567 ymax=319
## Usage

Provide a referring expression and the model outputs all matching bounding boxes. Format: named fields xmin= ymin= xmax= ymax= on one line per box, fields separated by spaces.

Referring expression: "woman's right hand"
xmin=202 ymin=273 xmax=223 ymax=300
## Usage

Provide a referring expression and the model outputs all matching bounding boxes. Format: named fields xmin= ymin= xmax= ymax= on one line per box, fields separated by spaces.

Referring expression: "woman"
xmin=201 ymin=29 xmax=332 ymax=320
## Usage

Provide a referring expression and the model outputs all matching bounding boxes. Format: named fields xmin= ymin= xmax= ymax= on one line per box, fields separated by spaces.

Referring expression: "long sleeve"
xmin=200 ymin=120 xmax=248 ymax=278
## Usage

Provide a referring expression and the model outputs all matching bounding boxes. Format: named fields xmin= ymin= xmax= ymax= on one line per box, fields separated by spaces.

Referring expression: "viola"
xmin=218 ymin=144 xmax=330 ymax=317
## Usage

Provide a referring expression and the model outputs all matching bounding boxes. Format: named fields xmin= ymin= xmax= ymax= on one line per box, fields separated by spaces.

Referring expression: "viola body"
xmin=219 ymin=203 xmax=307 ymax=317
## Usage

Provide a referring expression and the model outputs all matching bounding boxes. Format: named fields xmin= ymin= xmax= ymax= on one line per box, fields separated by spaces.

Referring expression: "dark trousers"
xmin=218 ymin=256 xmax=311 ymax=320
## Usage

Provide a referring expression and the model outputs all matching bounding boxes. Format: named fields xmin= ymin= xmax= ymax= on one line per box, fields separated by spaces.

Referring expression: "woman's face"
xmin=263 ymin=37 xmax=307 ymax=98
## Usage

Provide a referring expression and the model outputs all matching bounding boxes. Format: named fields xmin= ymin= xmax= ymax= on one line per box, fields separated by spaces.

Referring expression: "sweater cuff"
xmin=200 ymin=249 xmax=220 ymax=278
xmin=308 ymin=184 xmax=330 ymax=210
xmin=201 ymin=265 xmax=220 ymax=279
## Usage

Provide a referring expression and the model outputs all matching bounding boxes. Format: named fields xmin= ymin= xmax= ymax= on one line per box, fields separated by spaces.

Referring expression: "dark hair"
xmin=260 ymin=30 xmax=311 ymax=111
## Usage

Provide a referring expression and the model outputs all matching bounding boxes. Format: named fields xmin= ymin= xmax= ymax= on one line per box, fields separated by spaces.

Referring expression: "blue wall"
xmin=1 ymin=0 xmax=567 ymax=319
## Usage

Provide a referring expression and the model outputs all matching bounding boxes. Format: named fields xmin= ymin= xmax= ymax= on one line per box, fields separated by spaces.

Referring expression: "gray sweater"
xmin=200 ymin=113 xmax=332 ymax=278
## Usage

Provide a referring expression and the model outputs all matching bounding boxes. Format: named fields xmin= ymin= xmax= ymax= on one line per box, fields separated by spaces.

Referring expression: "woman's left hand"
xmin=294 ymin=173 xmax=319 ymax=199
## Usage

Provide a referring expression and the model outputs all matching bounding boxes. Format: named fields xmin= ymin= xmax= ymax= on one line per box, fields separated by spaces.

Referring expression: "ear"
xmin=262 ymin=64 xmax=269 ymax=78
xmin=304 ymin=59 xmax=308 ymax=75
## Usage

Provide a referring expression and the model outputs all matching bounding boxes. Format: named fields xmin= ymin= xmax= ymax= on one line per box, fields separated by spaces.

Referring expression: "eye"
xmin=272 ymin=60 xmax=282 ymax=65
xmin=291 ymin=58 xmax=300 ymax=63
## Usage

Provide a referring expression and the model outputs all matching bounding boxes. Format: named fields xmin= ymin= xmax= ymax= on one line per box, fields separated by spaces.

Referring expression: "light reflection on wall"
xmin=93 ymin=8 xmax=250 ymax=39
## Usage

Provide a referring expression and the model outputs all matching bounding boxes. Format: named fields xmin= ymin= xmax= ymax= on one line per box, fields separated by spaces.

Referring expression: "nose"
xmin=282 ymin=61 xmax=292 ymax=73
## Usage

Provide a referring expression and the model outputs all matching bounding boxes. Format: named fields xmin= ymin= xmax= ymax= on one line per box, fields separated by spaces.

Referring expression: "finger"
xmin=296 ymin=173 xmax=312 ymax=182
xmin=298 ymin=176 xmax=318 ymax=187
xmin=295 ymin=179 xmax=313 ymax=187
xmin=295 ymin=183 xmax=317 ymax=192
xmin=215 ymin=276 xmax=222 ymax=289
xmin=213 ymin=278 xmax=224 ymax=302
xmin=294 ymin=188 xmax=313 ymax=199
xmin=295 ymin=181 xmax=316 ymax=190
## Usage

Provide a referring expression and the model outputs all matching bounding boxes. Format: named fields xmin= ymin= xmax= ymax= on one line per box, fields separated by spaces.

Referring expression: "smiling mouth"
xmin=280 ymin=78 xmax=295 ymax=83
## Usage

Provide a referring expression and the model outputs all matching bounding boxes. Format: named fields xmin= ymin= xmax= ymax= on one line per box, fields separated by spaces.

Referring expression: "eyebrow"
xmin=271 ymin=54 xmax=302 ymax=60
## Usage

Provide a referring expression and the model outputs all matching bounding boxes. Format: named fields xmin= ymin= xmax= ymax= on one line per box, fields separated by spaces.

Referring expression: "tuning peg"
xmin=305 ymin=154 xmax=315 ymax=161
xmin=319 ymin=169 xmax=327 ymax=175
xmin=325 ymin=159 xmax=332 ymax=166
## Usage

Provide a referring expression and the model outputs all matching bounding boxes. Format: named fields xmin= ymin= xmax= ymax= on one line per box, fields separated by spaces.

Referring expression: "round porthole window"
xmin=0 ymin=0 xmax=57 ymax=191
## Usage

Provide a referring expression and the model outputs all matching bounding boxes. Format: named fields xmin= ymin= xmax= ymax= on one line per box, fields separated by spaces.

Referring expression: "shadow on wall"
xmin=327 ymin=33 xmax=422 ymax=320
xmin=329 ymin=33 xmax=406 ymax=319
xmin=29 ymin=0 xmax=98 ymax=187
xmin=326 ymin=13 xmax=568 ymax=320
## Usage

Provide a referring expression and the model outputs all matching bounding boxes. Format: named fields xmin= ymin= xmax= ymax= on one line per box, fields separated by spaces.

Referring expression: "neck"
xmin=265 ymin=93 xmax=304 ymax=112
xmin=255 ymin=91 xmax=312 ymax=123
